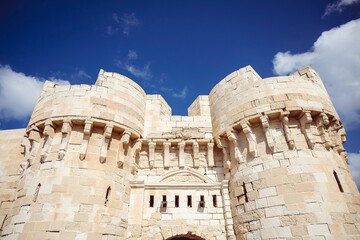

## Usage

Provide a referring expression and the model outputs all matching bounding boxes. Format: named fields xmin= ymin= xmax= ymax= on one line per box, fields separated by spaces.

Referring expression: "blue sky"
xmin=0 ymin=0 xmax=360 ymax=185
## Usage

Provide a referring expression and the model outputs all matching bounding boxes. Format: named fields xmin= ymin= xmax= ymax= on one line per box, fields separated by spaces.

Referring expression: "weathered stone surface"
xmin=0 ymin=66 xmax=359 ymax=240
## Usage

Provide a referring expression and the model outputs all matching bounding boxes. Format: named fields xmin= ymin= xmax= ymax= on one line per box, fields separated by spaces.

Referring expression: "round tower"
xmin=209 ymin=66 xmax=360 ymax=239
xmin=1 ymin=70 xmax=146 ymax=239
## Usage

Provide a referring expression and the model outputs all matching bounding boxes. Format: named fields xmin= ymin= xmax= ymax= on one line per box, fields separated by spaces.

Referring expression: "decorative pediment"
xmin=160 ymin=169 xmax=214 ymax=184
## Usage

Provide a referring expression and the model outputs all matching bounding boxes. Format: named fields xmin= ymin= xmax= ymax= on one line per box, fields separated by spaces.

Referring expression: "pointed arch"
xmin=166 ymin=233 xmax=205 ymax=240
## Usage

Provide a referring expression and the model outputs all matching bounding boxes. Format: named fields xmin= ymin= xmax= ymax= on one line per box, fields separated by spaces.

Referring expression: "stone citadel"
xmin=0 ymin=66 xmax=359 ymax=239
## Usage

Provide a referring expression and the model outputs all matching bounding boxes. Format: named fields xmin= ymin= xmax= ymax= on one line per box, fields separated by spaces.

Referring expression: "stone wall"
xmin=0 ymin=66 xmax=358 ymax=240
xmin=0 ymin=122 xmax=136 ymax=240
xmin=144 ymin=95 xmax=212 ymax=140
xmin=0 ymin=129 xmax=24 ymax=236
xmin=128 ymin=181 xmax=227 ymax=239
xmin=188 ymin=96 xmax=211 ymax=117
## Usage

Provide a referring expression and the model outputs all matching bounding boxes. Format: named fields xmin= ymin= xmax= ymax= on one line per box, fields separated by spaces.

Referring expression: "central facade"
xmin=0 ymin=66 xmax=359 ymax=240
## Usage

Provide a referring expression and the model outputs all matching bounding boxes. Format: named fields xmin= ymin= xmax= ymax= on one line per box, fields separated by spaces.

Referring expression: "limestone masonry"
xmin=0 ymin=66 xmax=359 ymax=240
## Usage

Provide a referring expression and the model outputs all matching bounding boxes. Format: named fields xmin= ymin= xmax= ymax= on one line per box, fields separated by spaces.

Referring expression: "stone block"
xmin=265 ymin=206 xmax=285 ymax=218
xmin=258 ymin=187 xmax=277 ymax=198
xmin=260 ymin=227 xmax=276 ymax=239
xmin=307 ymin=224 xmax=330 ymax=236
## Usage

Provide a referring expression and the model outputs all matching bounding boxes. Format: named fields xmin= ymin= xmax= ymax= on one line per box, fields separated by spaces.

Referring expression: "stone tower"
xmin=208 ymin=66 xmax=359 ymax=239
xmin=0 ymin=66 xmax=359 ymax=240
xmin=1 ymin=70 xmax=146 ymax=239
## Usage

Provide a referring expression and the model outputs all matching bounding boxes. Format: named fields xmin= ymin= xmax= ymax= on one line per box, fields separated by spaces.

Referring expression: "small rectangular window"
xmin=212 ymin=195 xmax=217 ymax=207
xmin=175 ymin=195 xmax=179 ymax=208
xmin=149 ymin=195 xmax=154 ymax=207
xmin=237 ymin=182 xmax=248 ymax=204
xmin=0 ymin=214 xmax=7 ymax=232
xmin=199 ymin=195 xmax=205 ymax=208
xmin=105 ymin=186 xmax=111 ymax=207
xmin=333 ymin=171 xmax=344 ymax=192
xmin=243 ymin=182 xmax=249 ymax=202
xmin=161 ymin=195 xmax=167 ymax=208
xmin=33 ymin=183 xmax=41 ymax=203
xmin=187 ymin=195 xmax=192 ymax=207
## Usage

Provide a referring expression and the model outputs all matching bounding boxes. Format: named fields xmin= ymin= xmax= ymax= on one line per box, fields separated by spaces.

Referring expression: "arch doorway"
xmin=167 ymin=233 xmax=205 ymax=240
xmin=169 ymin=238 xmax=195 ymax=240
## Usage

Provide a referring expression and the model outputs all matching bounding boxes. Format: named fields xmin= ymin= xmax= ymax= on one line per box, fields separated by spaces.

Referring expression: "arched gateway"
xmin=167 ymin=233 xmax=205 ymax=240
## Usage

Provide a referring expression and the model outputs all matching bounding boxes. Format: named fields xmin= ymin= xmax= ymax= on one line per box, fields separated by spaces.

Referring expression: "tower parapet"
xmin=29 ymin=69 xmax=146 ymax=135
xmin=209 ymin=66 xmax=338 ymax=138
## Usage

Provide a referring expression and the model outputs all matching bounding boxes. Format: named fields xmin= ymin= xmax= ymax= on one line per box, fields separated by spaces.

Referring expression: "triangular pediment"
xmin=159 ymin=169 xmax=214 ymax=184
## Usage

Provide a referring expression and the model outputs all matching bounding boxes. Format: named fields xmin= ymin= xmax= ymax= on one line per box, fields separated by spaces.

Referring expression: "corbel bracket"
xmin=299 ymin=111 xmax=315 ymax=149
xmin=226 ymin=128 xmax=243 ymax=163
xmin=281 ymin=111 xmax=295 ymax=149
xmin=79 ymin=119 xmax=93 ymax=160
xmin=241 ymin=121 xmax=257 ymax=157
xmin=100 ymin=123 xmax=113 ymax=163
xmin=40 ymin=119 xmax=55 ymax=163
xmin=260 ymin=115 xmax=275 ymax=152
xmin=58 ymin=119 xmax=73 ymax=160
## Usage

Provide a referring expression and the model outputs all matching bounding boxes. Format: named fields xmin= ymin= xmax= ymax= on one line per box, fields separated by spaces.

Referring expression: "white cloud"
xmin=72 ymin=68 xmax=91 ymax=80
xmin=51 ymin=68 xmax=91 ymax=81
xmin=0 ymin=65 xmax=69 ymax=120
xmin=161 ymin=86 xmax=188 ymax=99
xmin=273 ymin=19 xmax=360 ymax=129
xmin=112 ymin=13 xmax=120 ymax=23
xmin=116 ymin=61 xmax=152 ymax=80
xmin=348 ymin=152 xmax=360 ymax=189
xmin=324 ymin=0 xmax=360 ymax=16
xmin=48 ymin=77 xmax=71 ymax=85
xmin=120 ymin=13 xmax=140 ymax=35
xmin=172 ymin=87 xmax=187 ymax=99
xmin=128 ymin=50 xmax=138 ymax=60
xmin=107 ymin=12 xmax=140 ymax=36
xmin=116 ymin=49 xmax=152 ymax=80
